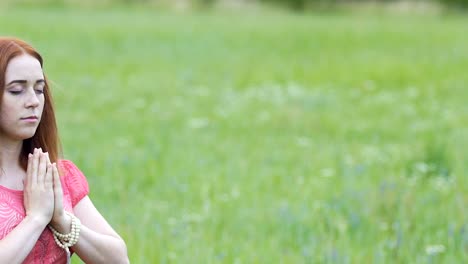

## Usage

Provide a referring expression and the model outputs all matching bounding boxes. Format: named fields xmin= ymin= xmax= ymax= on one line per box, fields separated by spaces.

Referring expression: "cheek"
xmin=39 ymin=97 xmax=46 ymax=111
xmin=0 ymin=106 xmax=15 ymax=129
xmin=0 ymin=103 xmax=16 ymax=119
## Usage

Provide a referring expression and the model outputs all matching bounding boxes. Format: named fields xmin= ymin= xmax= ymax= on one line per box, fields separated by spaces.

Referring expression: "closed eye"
xmin=9 ymin=90 xmax=22 ymax=95
xmin=35 ymin=83 xmax=45 ymax=94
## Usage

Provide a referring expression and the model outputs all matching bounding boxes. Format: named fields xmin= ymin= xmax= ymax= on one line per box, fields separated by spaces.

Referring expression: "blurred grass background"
xmin=1 ymin=0 xmax=467 ymax=263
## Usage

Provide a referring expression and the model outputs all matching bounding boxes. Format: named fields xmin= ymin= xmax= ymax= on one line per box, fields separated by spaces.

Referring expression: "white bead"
xmin=49 ymin=211 xmax=81 ymax=251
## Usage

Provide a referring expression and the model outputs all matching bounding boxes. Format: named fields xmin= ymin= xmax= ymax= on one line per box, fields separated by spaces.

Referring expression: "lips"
xmin=21 ymin=116 xmax=38 ymax=120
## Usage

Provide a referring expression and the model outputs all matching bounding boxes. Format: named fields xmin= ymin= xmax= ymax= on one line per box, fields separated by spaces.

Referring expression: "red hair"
xmin=0 ymin=37 xmax=62 ymax=169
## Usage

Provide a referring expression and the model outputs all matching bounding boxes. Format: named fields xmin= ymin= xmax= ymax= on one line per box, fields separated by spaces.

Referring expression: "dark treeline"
xmin=5 ymin=0 xmax=468 ymax=10
xmin=258 ymin=0 xmax=468 ymax=10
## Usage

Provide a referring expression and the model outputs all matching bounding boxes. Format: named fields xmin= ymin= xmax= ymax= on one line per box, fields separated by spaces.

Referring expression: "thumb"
xmin=52 ymin=164 xmax=64 ymax=204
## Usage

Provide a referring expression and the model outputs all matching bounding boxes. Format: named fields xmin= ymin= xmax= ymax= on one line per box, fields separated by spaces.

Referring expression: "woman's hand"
xmin=49 ymin=162 xmax=72 ymax=233
xmin=23 ymin=148 xmax=54 ymax=226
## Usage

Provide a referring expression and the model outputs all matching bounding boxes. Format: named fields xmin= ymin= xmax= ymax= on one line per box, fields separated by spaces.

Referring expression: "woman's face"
xmin=0 ymin=54 xmax=45 ymax=141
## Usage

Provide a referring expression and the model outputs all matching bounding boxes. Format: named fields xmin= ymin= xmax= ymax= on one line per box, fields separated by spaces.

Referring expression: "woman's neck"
xmin=0 ymin=137 xmax=23 ymax=172
xmin=0 ymin=138 xmax=25 ymax=190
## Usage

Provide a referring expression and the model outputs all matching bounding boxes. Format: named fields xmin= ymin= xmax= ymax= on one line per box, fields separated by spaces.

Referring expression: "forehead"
xmin=4 ymin=54 xmax=44 ymax=84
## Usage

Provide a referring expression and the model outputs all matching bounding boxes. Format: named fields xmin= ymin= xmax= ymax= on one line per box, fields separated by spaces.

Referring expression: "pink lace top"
xmin=0 ymin=160 xmax=89 ymax=264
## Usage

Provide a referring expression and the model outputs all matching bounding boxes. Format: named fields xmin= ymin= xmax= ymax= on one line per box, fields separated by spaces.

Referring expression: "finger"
xmin=52 ymin=164 xmax=63 ymax=205
xmin=31 ymin=148 xmax=39 ymax=185
xmin=45 ymin=151 xmax=51 ymax=165
xmin=37 ymin=152 xmax=47 ymax=187
xmin=45 ymin=163 xmax=53 ymax=189
xmin=25 ymin=152 xmax=33 ymax=188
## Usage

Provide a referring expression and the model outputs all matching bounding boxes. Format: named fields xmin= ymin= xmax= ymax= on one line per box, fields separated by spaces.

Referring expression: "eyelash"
xmin=9 ymin=89 xmax=44 ymax=95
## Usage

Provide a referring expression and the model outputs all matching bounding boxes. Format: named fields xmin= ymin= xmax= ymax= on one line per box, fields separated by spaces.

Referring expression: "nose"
xmin=25 ymin=89 xmax=41 ymax=108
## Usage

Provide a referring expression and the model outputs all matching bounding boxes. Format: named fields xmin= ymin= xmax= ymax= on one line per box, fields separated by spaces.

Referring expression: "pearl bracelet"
xmin=49 ymin=211 xmax=81 ymax=249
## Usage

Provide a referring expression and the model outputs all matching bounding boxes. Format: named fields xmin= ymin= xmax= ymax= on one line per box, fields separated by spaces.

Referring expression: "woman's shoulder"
xmin=57 ymin=159 xmax=78 ymax=170
xmin=57 ymin=159 xmax=90 ymax=207
xmin=57 ymin=159 xmax=87 ymax=181
xmin=57 ymin=159 xmax=86 ymax=178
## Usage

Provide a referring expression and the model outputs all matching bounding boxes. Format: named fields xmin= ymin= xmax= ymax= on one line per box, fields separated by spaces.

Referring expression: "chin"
xmin=1 ymin=127 xmax=39 ymax=141
xmin=17 ymin=131 xmax=38 ymax=141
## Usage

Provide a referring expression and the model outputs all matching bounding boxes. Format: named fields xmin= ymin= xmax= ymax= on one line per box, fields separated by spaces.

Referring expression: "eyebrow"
xmin=6 ymin=79 xmax=45 ymax=86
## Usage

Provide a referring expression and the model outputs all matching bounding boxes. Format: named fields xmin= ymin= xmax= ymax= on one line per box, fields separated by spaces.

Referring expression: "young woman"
xmin=0 ymin=37 xmax=129 ymax=263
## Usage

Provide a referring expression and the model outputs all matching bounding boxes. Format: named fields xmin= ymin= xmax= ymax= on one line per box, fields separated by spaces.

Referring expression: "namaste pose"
xmin=0 ymin=37 xmax=129 ymax=264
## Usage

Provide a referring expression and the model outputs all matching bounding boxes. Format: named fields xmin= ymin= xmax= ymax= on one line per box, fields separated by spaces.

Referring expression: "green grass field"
xmin=1 ymin=6 xmax=467 ymax=263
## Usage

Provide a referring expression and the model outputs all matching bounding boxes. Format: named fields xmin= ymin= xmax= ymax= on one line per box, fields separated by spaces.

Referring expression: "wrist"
xmin=50 ymin=213 xmax=72 ymax=234
xmin=24 ymin=214 xmax=50 ymax=229
xmin=49 ymin=212 xmax=81 ymax=251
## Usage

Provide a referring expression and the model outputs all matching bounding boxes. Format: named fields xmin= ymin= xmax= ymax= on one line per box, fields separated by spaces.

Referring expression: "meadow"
xmin=0 ymin=6 xmax=467 ymax=263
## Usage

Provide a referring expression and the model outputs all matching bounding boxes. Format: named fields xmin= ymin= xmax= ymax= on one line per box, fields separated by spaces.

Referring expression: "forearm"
xmin=0 ymin=216 xmax=48 ymax=263
xmin=71 ymin=224 xmax=129 ymax=264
